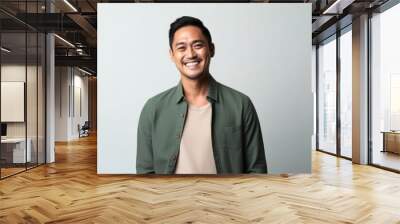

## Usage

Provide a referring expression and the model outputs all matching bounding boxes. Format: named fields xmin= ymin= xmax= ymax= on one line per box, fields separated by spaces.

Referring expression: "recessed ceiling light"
xmin=1 ymin=47 xmax=11 ymax=53
xmin=63 ymin=0 xmax=78 ymax=12
xmin=54 ymin=34 xmax=75 ymax=48
xmin=78 ymin=67 xmax=93 ymax=76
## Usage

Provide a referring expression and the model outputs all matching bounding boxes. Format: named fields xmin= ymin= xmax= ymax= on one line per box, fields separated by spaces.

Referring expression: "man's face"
xmin=169 ymin=25 xmax=214 ymax=80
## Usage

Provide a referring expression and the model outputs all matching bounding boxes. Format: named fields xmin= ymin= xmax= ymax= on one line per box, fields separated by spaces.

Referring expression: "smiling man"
xmin=136 ymin=16 xmax=267 ymax=174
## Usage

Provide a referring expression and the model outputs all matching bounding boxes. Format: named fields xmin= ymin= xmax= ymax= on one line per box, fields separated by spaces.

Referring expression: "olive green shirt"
xmin=136 ymin=76 xmax=267 ymax=174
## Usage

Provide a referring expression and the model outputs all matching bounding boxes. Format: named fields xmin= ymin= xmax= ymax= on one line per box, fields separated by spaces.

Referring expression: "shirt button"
xmin=181 ymin=113 xmax=185 ymax=118
xmin=176 ymin=134 xmax=181 ymax=139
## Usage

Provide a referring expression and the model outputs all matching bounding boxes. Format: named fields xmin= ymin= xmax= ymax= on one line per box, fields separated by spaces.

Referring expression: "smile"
xmin=183 ymin=61 xmax=200 ymax=67
xmin=184 ymin=61 xmax=200 ymax=69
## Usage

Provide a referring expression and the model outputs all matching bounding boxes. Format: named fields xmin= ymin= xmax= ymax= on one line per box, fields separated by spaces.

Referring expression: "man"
xmin=136 ymin=16 xmax=267 ymax=174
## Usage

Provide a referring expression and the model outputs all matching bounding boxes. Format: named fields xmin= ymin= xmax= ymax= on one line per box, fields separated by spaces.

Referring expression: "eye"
xmin=193 ymin=43 xmax=204 ymax=49
xmin=176 ymin=46 xmax=186 ymax=51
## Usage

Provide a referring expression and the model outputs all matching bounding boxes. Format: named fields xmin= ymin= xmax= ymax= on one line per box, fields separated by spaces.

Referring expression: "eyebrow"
xmin=174 ymin=42 xmax=186 ymax=48
xmin=192 ymin=40 xmax=205 ymax=44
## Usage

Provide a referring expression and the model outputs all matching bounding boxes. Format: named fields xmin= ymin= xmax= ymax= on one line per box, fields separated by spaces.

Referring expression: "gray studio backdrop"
xmin=98 ymin=3 xmax=312 ymax=174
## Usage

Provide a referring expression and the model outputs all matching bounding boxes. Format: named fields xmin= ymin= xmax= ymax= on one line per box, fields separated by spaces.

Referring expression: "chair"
xmin=79 ymin=121 xmax=90 ymax=138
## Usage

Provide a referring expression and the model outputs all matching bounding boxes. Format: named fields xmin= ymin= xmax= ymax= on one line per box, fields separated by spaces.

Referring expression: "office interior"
xmin=0 ymin=0 xmax=97 ymax=179
xmin=0 ymin=0 xmax=399 ymax=222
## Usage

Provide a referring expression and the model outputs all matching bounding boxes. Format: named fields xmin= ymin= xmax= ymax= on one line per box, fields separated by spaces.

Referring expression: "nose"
xmin=186 ymin=46 xmax=197 ymax=58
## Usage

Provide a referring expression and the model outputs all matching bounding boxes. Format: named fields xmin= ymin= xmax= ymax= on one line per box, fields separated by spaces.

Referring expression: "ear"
xmin=210 ymin=43 xmax=215 ymax=57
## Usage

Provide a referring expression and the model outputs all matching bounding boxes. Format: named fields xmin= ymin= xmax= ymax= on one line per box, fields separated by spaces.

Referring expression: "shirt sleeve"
xmin=243 ymin=98 xmax=268 ymax=173
xmin=136 ymin=99 xmax=155 ymax=174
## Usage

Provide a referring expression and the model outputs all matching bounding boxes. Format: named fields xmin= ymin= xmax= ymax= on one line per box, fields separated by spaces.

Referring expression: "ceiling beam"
xmin=55 ymin=55 xmax=96 ymax=69
xmin=67 ymin=13 xmax=97 ymax=46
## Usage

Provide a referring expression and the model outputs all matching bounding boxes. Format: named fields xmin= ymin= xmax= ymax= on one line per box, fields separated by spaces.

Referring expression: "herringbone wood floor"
xmin=1 ymin=134 xmax=400 ymax=224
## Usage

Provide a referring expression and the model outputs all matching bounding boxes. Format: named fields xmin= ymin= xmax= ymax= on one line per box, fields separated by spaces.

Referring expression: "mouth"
xmin=183 ymin=60 xmax=201 ymax=70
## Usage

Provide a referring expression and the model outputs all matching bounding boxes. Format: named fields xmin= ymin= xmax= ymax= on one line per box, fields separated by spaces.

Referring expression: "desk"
xmin=1 ymin=138 xmax=31 ymax=163
xmin=382 ymin=131 xmax=400 ymax=154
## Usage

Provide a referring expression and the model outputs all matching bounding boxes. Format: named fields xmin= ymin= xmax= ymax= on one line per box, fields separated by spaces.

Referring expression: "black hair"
xmin=169 ymin=16 xmax=213 ymax=50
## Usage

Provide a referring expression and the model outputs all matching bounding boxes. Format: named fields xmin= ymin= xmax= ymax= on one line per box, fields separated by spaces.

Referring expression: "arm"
xmin=136 ymin=100 xmax=155 ymax=174
xmin=243 ymin=99 xmax=268 ymax=173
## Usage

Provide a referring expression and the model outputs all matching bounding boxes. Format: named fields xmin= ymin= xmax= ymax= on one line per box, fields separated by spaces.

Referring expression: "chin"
xmin=182 ymin=71 xmax=205 ymax=80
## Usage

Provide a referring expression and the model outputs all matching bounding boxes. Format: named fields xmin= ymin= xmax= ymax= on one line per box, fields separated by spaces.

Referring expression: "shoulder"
xmin=217 ymin=81 xmax=252 ymax=107
xmin=141 ymin=85 xmax=177 ymax=112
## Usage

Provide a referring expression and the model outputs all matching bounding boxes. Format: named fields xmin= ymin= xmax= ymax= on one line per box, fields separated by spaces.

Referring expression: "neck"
xmin=181 ymin=73 xmax=210 ymax=105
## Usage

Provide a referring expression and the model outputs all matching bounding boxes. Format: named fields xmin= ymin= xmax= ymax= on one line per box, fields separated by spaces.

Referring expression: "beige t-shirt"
xmin=174 ymin=102 xmax=217 ymax=174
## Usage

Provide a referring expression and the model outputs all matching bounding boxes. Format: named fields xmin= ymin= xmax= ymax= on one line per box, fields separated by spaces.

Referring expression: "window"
xmin=318 ymin=36 xmax=337 ymax=154
xmin=371 ymin=3 xmax=400 ymax=171
xmin=339 ymin=28 xmax=352 ymax=158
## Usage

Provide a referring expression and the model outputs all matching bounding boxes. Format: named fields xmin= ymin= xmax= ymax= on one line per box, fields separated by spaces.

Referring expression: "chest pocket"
xmin=223 ymin=125 xmax=242 ymax=150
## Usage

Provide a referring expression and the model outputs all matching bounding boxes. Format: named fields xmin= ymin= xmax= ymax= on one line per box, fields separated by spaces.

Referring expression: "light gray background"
xmin=98 ymin=3 xmax=312 ymax=174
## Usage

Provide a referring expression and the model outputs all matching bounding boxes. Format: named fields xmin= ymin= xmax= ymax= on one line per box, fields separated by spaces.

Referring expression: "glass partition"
xmin=25 ymin=0 xmax=44 ymax=170
xmin=27 ymin=31 xmax=38 ymax=169
xmin=38 ymin=32 xmax=45 ymax=165
xmin=0 ymin=31 xmax=28 ymax=177
xmin=0 ymin=1 xmax=46 ymax=179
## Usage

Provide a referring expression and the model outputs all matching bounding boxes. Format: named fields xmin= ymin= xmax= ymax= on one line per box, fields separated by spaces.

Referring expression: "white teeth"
xmin=185 ymin=62 xmax=199 ymax=66
xmin=184 ymin=61 xmax=199 ymax=69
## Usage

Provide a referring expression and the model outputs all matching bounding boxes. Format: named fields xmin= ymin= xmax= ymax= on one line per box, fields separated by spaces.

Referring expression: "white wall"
xmin=72 ymin=72 xmax=89 ymax=138
xmin=55 ymin=67 xmax=69 ymax=141
xmin=98 ymin=3 xmax=313 ymax=174
xmin=55 ymin=67 xmax=89 ymax=141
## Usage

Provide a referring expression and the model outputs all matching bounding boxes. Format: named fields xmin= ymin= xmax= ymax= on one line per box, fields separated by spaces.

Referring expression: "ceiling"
xmin=0 ymin=0 xmax=392 ymax=75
